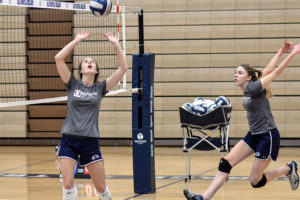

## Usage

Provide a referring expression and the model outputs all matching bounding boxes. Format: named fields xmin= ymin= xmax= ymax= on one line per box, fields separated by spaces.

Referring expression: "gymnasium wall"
xmin=0 ymin=6 xmax=27 ymax=137
xmin=1 ymin=0 xmax=300 ymax=144
xmin=100 ymin=0 xmax=300 ymax=140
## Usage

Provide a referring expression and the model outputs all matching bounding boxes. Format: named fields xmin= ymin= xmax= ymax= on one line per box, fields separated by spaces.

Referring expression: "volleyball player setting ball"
xmin=184 ymin=40 xmax=300 ymax=200
xmin=55 ymin=1 xmax=127 ymax=200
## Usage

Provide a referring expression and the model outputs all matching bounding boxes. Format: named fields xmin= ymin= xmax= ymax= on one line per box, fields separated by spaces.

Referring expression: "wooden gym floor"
xmin=0 ymin=146 xmax=299 ymax=200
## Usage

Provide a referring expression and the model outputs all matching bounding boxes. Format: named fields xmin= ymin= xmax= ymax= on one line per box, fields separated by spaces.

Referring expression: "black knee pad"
xmin=218 ymin=158 xmax=232 ymax=174
xmin=251 ymin=174 xmax=267 ymax=188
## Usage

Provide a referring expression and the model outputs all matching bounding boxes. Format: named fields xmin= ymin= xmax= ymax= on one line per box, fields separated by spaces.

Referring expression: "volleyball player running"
xmin=184 ymin=40 xmax=300 ymax=200
xmin=55 ymin=30 xmax=128 ymax=200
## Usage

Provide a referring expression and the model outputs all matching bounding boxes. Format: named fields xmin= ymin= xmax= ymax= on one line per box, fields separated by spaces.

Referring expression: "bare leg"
xmin=249 ymin=158 xmax=270 ymax=185
xmin=60 ymin=158 xmax=78 ymax=200
xmin=202 ymin=140 xmax=253 ymax=200
xmin=265 ymin=165 xmax=290 ymax=181
xmin=60 ymin=158 xmax=77 ymax=189
xmin=250 ymin=159 xmax=290 ymax=183
xmin=86 ymin=160 xmax=108 ymax=196
xmin=202 ymin=171 xmax=229 ymax=200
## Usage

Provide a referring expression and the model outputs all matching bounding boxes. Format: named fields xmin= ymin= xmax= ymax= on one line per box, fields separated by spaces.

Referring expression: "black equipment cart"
xmin=179 ymin=106 xmax=232 ymax=184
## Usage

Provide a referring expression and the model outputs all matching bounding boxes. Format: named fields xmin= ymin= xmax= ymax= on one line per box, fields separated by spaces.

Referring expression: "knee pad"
xmin=251 ymin=174 xmax=267 ymax=188
xmin=97 ymin=186 xmax=111 ymax=200
xmin=63 ymin=186 xmax=77 ymax=200
xmin=218 ymin=158 xmax=232 ymax=174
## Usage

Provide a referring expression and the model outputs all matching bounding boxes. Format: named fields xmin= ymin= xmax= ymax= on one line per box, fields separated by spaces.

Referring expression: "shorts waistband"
xmin=62 ymin=133 xmax=99 ymax=140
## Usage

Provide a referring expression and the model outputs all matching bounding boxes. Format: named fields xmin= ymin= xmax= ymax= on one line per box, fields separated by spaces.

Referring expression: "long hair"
xmin=239 ymin=64 xmax=272 ymax=98
xmin=78 ymin=58 xmax=99 ymax=83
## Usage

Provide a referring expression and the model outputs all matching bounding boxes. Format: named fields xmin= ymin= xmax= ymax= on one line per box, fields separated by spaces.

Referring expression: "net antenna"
xmin=117 ymin=0 xmax=126 ymax=91
xmin=0 ymin=0 xmax=127 ymax=108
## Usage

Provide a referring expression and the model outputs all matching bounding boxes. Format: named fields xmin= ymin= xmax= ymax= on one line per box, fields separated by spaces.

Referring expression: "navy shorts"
xmin=58 ymin=134 xmax=103 ymax=166
xmin=242 ymin=128 xmax=280 ymax=161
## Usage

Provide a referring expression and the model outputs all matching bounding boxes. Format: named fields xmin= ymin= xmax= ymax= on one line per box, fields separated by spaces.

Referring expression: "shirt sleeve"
xmin=246 ymin=80 xmax=264 ymax=97
xmin=98 ymin=80 xmax=108 ymax=96
xmin=65 ymin=74 xmax=77 ymax=90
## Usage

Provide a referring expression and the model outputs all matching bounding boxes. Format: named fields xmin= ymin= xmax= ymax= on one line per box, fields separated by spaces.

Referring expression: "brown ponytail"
xmin=239 ymin=64 xmax=273 ymax=98
xmin=254 ymin=68 xmax=263 ymax=79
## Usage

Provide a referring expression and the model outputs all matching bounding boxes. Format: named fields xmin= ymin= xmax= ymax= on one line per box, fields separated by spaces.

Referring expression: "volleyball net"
xmin=0 ymin=0 xmax=126 ymax=108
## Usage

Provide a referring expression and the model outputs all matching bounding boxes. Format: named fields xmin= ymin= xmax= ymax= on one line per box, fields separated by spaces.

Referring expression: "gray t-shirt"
xmin=60 ymin=74 xmax=107 ymax=138
xmin=242 ymin=80 xmax=276 ymax=135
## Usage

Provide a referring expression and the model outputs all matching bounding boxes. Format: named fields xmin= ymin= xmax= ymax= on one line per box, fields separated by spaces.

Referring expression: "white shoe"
xmin=287 ymin=160 xmax=299 ymax=190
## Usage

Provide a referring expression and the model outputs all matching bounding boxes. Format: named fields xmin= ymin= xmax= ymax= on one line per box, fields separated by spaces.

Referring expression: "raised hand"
xmin=282 ymin=39 xmax=294 ymax=53
xmin=75 ymin=29 xmax=91 ymax=42
xmin=104 ymin=32 xmax=119 ymax=46
xmin=105 ymin=30 xmax=128 ymax=91
xmin=291 ymin=43 xmax=300 ymax=55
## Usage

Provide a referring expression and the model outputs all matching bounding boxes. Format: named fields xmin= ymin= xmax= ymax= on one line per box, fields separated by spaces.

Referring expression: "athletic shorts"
xmin=58 ymin=133 xmax=103 ymax=166
xmin=242 ymin=128 xmax=280 ymax=161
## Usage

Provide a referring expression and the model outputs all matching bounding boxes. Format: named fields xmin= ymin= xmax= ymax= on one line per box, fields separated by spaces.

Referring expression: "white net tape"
xmin=0 ymin=0 xmax=118 ymax=12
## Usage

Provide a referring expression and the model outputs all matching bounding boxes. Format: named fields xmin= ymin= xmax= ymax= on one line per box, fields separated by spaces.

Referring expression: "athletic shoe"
xmin=286 ymin=160 xmax=299 ymax=190
xmin=183 ymin=189 xmax=204 ymax=200
xmin=74 ymin=186 xmax=78 ymax=199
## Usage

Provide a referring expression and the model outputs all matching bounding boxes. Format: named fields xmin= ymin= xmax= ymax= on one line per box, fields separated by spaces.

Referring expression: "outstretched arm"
xmin=261 ymin=43 xmax=300 ymax=88
xmin=55 ymin=29 xmax=91 ymax=83
xmin=263 ymin=40 xmax=293 ymax=77
xmin=105 ymin=32 xmax=128 ymax=91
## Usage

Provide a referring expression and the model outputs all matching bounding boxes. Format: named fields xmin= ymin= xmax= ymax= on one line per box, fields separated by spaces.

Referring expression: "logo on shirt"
xmin=73 ymin=90 xmax=98 ymax=99
xmin=242 ymin=96 xmax=252 ymax=109
xmin=243 ymin=96 xmax=251 ymax=104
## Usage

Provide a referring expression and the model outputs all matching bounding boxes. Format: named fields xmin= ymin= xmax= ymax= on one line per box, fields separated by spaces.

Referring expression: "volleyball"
xmin=207 ymin=103 xmax=219 ymax=113
xmin=201 ymin=99 xmax=215 ymax=108
xmin=181 ymin=103 xmax=193 ymax=112
xmin=192 ymin=104 xmax=207 ymax=115
xmin=89 ymin=0 xmax=112 ymax=17
xmin=215 ymin=96 xmax=231 ymax=107
xmin=192 ymin=97 xmax=205 ymax=106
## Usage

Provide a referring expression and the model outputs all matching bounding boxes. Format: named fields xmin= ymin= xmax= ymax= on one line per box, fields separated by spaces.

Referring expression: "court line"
xmin=122 ymin=167 xmax=289 ymax=199
xmin=0 ymin=159 xmax=56 ymax=173
xmin=0 ymin=170 xmax=289 ymax=200
xmin=123 ymin=168 xmax=217 ymax=200
xmin=0 ymin=172 xmax=288 ymax=181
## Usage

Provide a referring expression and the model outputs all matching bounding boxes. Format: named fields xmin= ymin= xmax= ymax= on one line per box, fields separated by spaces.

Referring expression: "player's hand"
xmin=282 ymin=39 xmax=294 ymax=53
xmin=104 ymin=32 xmax=119 ymax=47
xmin=75 ymin=29 xmax=91 ymax=42
xmin=291 ymin=43 xmax=300 ymax=55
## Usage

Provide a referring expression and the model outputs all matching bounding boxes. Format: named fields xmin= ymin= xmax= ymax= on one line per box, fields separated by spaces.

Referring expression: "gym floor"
xmin=0 ymin=146 xmax=299 ymax=199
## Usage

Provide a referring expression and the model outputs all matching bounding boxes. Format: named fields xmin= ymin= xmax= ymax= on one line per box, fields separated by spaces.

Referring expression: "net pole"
xmin=138 ymin=8 xmax=144 ymax=57
xmin=132 ymin=7 xmax=156 ymax=193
